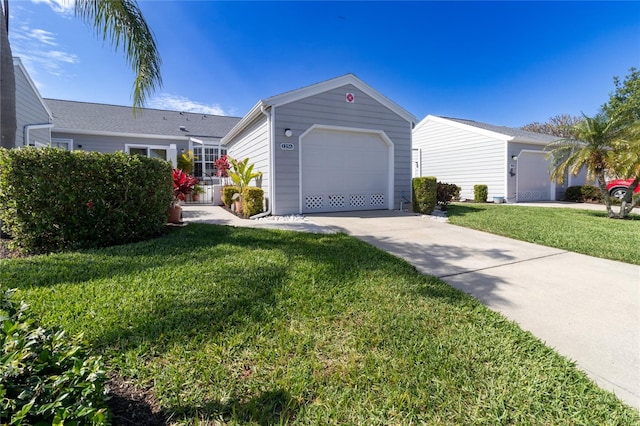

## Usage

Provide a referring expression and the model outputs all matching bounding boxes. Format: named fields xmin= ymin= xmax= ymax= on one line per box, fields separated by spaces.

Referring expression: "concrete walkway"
xmin=181 ymin=204 xmax=640 ymax=410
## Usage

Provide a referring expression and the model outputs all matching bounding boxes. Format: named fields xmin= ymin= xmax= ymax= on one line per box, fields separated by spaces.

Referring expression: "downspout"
xmin=250 ymin=104 xmax=274 ymax=219
xmin=23 ymin=123 xmax=54 ymax=146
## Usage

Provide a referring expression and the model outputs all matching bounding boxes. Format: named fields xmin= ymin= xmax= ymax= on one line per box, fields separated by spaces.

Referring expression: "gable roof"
xmin=45 ymin=99 xmax=241 ymax=140
xmin=222 ymin=74 xmax=416 ymax=144
xmin=416 ymin=115 xmax=560 ymax=145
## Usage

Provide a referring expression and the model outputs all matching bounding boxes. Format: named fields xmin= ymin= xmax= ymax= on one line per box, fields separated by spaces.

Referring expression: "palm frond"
xmin=75 ymin=0 xmax=162 ymax=111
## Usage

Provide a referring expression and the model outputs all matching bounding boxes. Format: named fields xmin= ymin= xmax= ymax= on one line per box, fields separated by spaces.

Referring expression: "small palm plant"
xmin=228 ymin=157 xmax=262 ymax=213
xmin=229 ymin=157 xmax=262 ymax=195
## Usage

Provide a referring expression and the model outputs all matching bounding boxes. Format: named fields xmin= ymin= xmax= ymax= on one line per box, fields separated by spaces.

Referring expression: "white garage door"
xmin=301 ymin=127 xmax=391 ymax=213
xmin=516 ymin=150 xmax=555 ymax=202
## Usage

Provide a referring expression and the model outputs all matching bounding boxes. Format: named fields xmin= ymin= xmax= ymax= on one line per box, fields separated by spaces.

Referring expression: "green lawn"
xmin=447 ymin=204 xmax=640 ymax=265
xmin=1 ymin=224 xmax=638 ymax=424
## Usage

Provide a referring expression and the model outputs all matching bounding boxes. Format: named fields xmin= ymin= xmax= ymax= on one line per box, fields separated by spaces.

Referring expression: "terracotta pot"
xmin=168 ymin=204 xmax=182 ymax=224
xmin=192 ymin=193 xmax=200 ymax=202
xmin=234 ymin=200 xmax=243 ymax=214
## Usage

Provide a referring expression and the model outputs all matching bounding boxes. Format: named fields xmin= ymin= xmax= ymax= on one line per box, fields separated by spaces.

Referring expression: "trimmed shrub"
xmin=474 ymin=184 xmax=488 ymax=203
xmin=412 ymin=176 xmax=437 ymax=214
xmin=0 ymin=289 xmax=109 ymax=424
xmin=0 ymin=147 xmax=173 ymax=254
xmin=437 ymin=182 xmax=461 ymax=210
xmin=565 ymin=185 xmax=602 ymax=203
xmin=242 ymin=186 xmax=264 ymax=218
xmin=222 ymin=185 xmax=240 ymax=207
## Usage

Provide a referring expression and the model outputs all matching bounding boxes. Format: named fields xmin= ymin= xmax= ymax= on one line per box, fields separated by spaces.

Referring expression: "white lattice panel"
xmin=370 ymin=193 xmax=385 ymax=206
xmin=328 ymin=195 xmax=345 ymax=208
xmin=305 ymin=195 xmax=323 ymax=210
xmin=350 ymin=194 xmax=365 ymax=207
xmin=517 ymin=191 xmax=541 ymax=201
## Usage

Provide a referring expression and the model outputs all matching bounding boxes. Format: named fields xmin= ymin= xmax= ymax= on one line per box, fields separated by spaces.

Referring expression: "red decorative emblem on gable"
xmin=346 ymin=93 xmax=355 ymax=103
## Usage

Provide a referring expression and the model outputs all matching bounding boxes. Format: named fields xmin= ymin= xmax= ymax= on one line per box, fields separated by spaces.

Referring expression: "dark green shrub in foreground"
xmin=474 ymin=184 xmax=488 ymax=203
xmin=565 ymin=185 xmax=602 ymax=203
xmin=242 ymin=186 xmax=264 ymax=218
xmin=437 ymin=181 xmax=461 ymax=210
xmin=0 ymin=289 xmax=109 ymax=425
xmin=412 ymin=176 xmax=437 ymax=214
xmin=222 ymin=185 xmax=240 ymax=207
xmin=0 ymin=148 xmax=173 ymax=253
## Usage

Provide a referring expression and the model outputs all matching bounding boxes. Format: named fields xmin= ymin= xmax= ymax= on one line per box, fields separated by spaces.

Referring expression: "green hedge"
xmin=242 ymin=186 xmax=264 ymax=218
xmin=0 ymin=148 xmax=173 ymax=254
xmin=222 ymin=185 xmax=240 ymax=207
xmin=564 ymin=185 xmax=602 ymax=202
xmin=0 ymin=289 xmax=109 ymax=424
xmin=412 ymin=176 xmax=437 ymax=214
xmin=474 ymin=184 xmax=488 ymax=203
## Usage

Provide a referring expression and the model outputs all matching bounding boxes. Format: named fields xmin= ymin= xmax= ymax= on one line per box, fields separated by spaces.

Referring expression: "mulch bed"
xmin=0 ymin=239 xmax=24 ymax=260
xmin=106 ymin=373 xmax=167 ymax=426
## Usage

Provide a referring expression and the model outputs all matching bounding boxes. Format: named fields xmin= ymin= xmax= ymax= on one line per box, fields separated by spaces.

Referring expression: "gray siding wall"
xmin=51 ymin=132 xmax=189 ymax=155
xmin=15 ymin=65 xmax=51 ymax=147
xmin=274 ymin=84 xmax=412 ymax=214
xmin=413 ymin=120 xmax=506 ymax=200
xmin=225 ymin=114 xmax=270 ymax=205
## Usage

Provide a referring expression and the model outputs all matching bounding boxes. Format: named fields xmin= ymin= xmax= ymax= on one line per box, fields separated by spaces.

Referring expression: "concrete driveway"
xmin=182 ymin=204 xmax=640 ymax=410
xmin=305 ymin=209 xmax=640 ymax=411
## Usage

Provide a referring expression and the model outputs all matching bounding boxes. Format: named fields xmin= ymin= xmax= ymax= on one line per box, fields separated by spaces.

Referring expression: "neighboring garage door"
xmin=516 ymin=150 xmax=555 ymax=202
xmin=301 ymin=127 xmax=391 ymax=213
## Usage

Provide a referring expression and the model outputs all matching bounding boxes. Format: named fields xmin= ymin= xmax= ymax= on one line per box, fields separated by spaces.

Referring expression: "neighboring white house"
xmin=412 ymin=115 xmax=586 ymax=202
xmin=13 ymin=57 xmax=53 ymax=148
xmin=222 ymin=74 xmax=416 ymax=215
xmin=44 ymin=99 xmax=240 ymax=179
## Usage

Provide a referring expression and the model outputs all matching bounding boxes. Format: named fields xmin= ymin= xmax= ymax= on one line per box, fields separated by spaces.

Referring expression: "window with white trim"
xmin=50 ymin=138 xmax=73 ymax=150
xmin=126 ymin=145 xmax=169 ymax=161
xmin=31 ymin=138 xmax=72 ymax=150
xmin=193 ymin=145 xmax=226 ymax=180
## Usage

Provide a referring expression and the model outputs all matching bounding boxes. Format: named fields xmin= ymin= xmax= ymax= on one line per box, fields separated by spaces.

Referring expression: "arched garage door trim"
xmin=298 ymin=124 xmax=394 ymax=213
xmin=515 ymin=149 xmax=556 ymax=202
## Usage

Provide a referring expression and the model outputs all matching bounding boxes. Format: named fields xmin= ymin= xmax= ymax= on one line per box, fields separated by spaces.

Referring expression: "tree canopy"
xmin=602 ymin=67 xmax=640 ymax=126
xmin=521 ymin=114 xmax=582 ymax=139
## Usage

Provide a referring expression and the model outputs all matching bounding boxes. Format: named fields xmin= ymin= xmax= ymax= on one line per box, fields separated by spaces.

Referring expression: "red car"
xmin=607 ymin=179 xmax=640 ymax=199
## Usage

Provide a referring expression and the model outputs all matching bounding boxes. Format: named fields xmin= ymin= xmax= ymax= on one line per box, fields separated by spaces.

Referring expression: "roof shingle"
xmin=45 ymin=99 xmax=241 ymax=139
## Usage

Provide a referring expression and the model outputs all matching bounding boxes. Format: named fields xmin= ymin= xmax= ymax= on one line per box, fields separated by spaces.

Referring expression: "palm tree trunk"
xmin=0 ymin=2 xmax=17 ymax=149
xmin=620 ymin=177 xmax=639 ymax=218
xmin=596 ymin=170 xmax=616 ymax=218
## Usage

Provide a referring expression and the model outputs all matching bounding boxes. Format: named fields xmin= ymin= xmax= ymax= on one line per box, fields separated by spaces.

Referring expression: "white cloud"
xmin=29 ymin=29 xmax=58 ymax=46
xmin=10 ymin=11 xmax=78 ymax=81
xmin=148 ymin=94 xmax=232 ymax=116
xmin=31 ymin=0 xmax=75 ymax=15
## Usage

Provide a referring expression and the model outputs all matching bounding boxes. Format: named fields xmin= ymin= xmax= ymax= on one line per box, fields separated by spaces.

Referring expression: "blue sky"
xmin=8 ymin=0 xmax=640 ymax=127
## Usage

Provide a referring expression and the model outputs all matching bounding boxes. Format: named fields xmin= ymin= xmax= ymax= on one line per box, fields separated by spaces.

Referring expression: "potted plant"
xmin=228 ymin=156 xmax=262 ymax=215
xmin=191 ymin=184 xmax=205 ymax=202
xmin=169 ymin=168 xmax=197 ymax=223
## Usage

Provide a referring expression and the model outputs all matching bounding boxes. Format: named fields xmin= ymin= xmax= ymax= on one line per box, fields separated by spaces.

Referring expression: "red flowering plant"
xmin=214 ymin=155 xmax=231 ymax=185
xmin=172 ymin=168 xmax=198 ymax=205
